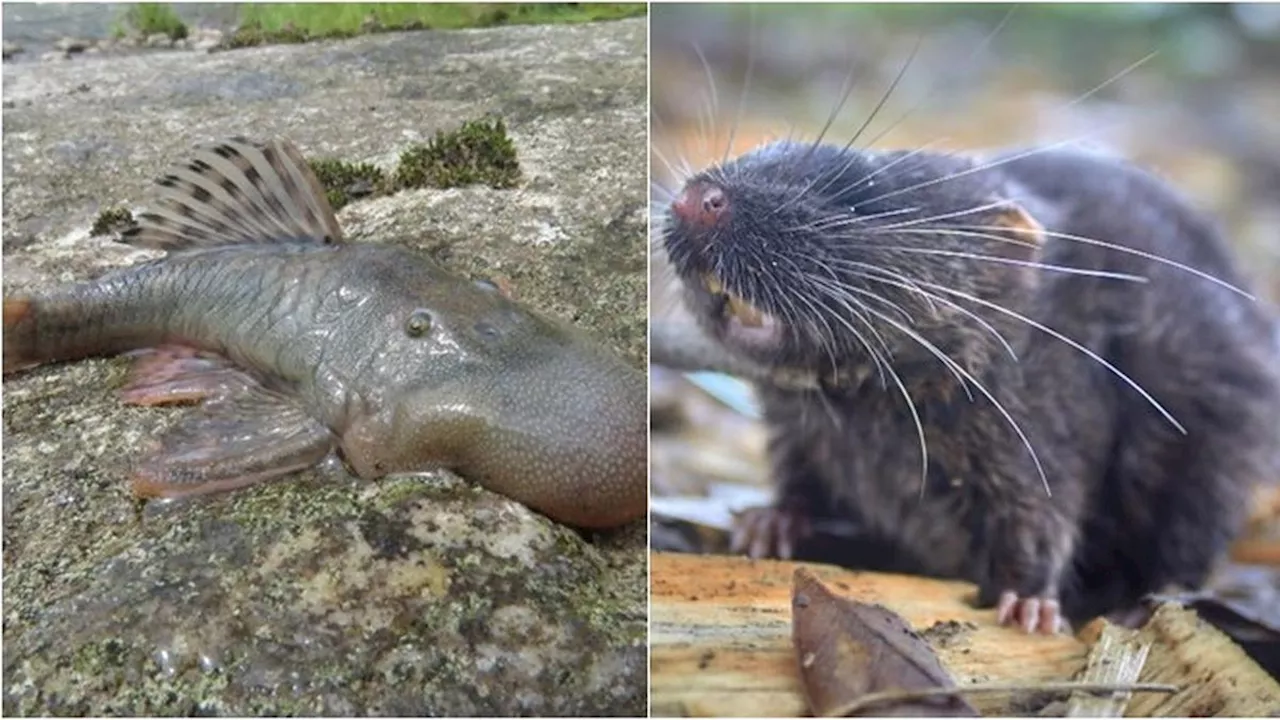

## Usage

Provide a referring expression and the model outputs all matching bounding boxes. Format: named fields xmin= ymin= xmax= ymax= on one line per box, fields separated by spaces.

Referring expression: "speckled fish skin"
xmin=2 ymin=136 xmax=646 ymax=529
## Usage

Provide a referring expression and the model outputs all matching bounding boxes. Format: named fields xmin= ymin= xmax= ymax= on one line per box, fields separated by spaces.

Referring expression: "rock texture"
xmin=2 ymin=18 xmax=647 ymax=717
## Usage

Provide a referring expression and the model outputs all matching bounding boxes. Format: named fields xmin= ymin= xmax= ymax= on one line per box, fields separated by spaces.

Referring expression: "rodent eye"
xmin=404 ymin=309 xmax=433 ymax=338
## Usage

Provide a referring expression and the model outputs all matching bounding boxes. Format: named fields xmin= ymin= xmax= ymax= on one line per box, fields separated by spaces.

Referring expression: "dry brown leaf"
xmin=791 ymin=567 xmax=980 ymax=717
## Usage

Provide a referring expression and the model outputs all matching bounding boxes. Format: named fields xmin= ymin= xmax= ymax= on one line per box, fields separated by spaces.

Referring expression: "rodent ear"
xmin=986 ymin=202 xmax=1045 ymax=262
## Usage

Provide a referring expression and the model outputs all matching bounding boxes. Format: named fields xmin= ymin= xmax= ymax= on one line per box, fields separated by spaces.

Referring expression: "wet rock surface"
xmin=2 ymin=18 xmax=647 ymax=716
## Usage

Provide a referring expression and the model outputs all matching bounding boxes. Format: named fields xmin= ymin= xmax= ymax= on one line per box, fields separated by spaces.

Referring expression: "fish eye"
xmin=474 ymin=321 xmax=500 ymax=340
xmin=405 ymin=309 xmax=433 ymax=337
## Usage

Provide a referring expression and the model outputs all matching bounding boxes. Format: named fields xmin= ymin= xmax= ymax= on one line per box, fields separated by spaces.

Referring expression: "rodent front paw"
xmin=730 ymin=505 xmax=811 ymax=559
xmin=996 ymin=590 xmax=1066 ymax=635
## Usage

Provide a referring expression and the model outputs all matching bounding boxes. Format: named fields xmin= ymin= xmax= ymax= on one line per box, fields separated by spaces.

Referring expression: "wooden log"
xmin=650 ymin=552 xmax=1085 ymax=717
xmin=649 ymin=552 xmax=1280 ymax=717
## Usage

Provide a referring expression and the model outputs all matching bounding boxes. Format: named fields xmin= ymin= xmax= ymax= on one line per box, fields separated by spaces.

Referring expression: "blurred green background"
xmin=2 ymin=3 xmax=647 ymax=53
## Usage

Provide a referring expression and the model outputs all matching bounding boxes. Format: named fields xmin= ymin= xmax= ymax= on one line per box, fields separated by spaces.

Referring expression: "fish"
xmin=2 ymin=136 xmax=647 ymax=530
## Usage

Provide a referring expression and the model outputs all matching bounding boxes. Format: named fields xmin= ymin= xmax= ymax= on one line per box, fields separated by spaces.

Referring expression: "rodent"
xmin=659 ymin=139 xmax=1280 ymax=632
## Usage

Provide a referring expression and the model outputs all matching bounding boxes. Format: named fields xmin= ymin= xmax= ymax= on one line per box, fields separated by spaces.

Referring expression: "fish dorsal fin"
xmin=121 ymin=136 xmax=345 ymax=251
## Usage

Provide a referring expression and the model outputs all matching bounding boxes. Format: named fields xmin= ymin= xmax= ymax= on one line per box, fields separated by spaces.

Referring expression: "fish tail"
xmin=3 ymin=289 xmax=148 ymax=375
xmin=3 ymin=296 xmax=39 ymax=375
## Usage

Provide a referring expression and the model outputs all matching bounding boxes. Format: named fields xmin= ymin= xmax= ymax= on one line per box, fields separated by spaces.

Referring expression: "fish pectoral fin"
xmin=131 ymin=387 xmax=335 ymax=499
xmin=121 ymin=136 xmax=345 ymax=252
xmin=120 ymin=345 xmax=260 ymax=407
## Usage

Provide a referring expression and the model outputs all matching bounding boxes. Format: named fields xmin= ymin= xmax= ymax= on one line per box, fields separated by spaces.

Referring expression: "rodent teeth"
xmin=702 ymin=273 xmax=724 ymax=295
xmin=701 ymin=273 xmax=763 ymax=327
xmin=728 ymin=295 xmax=764 ymax=327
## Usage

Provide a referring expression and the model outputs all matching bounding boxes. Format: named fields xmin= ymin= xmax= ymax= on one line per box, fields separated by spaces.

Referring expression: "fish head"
xmin=344 ymin=274 xmax=648 ymax=530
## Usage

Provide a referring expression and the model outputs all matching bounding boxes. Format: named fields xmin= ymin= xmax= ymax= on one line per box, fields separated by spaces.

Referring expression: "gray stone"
xmin=1 ymin=18 xmax=648 ymax=717
xmin=3 ymin=41 xmax=24 ymax=61
xmin=53 ymin=36 xmax=89 ymax=53
xmin=145 ymin=32 xmax=173 ymax=49
xmin=193 ymin=27 xmax=225 ymax=45
xmin=192 ymin=37 xmax=221 ymax=53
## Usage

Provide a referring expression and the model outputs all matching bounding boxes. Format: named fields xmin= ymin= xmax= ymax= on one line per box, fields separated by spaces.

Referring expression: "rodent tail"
xmin=3 ymin=296 xmax=39 ymax=375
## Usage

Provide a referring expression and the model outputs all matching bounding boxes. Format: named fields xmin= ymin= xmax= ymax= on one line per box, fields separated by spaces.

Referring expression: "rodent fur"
xmin=662 ymin=141 xmax=1280 ymax=627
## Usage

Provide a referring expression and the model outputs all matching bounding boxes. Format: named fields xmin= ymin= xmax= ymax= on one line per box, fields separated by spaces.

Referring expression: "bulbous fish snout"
xmin=500 ymin=353 xmax=648 ymax=529
xmin=350 ymin=344 xmax=648 ymax=530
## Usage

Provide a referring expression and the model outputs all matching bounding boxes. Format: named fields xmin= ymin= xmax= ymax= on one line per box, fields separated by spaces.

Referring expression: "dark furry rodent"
xmin=661 ymin=140 xmax=1280 ymax=631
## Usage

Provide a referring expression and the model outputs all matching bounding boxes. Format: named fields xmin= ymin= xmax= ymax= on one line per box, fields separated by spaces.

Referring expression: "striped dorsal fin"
xmin=121 ymin=136 xmax=345 ymax=251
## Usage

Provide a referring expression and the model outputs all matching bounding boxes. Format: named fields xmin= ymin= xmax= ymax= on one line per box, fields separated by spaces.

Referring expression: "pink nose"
xmin=672 ymin=181 xmax=728 ymax=228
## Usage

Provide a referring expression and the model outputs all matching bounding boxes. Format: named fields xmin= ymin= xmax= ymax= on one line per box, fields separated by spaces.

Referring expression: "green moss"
xmin=115 ymin=4 xmax=189 ymax=41
xmin=394 ymin=117 xmax=521 ymax=191
xmin=224 ymin=23 xmax=312 ymax=49
xmin=292 ymin=116 xmax=521 ymax=216
xmin=226 ymin=3 xmax=646 ymax=48
xmin=307 ymin=157 xmax=387 ymax=211
xmin=89 ymin=207 xmax=135 ymax=237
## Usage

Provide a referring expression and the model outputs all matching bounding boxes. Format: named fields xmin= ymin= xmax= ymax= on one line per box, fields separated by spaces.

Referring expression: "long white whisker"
xmin=829 ymin=259 xmax=1020 ymax=365
xmin=859 ymin=124 xmax=1126 ymax=208
xmin=651 ymin=182 xmax=678 ymax=203
xmin=827 ymin=256 xmax=938 ymax=314
xmin=860 ymin=6 xmax=1018 ymax=150
xmin=775 ymin=33 xmax=926 ymax=214
xmin=799 ymin=277 xmax=930 ymax=490
xmin=650 ymin=144 xmax=686 ymax=191
xmin=819 ymin=272 xmax=917 ymax=327
xmin=950 ymin=224 xmax=1256 ymax=300
xmin=723 ymin=6 xmax=758 ymax=167
xmin=852 ymin=199 xmax=1012 ymax=232
xmin=807 ymin=272 xmax=981 ymax=404
xmin=766 ymin=248 xmax=876 ymax=381
xmin=805 ymin=275 xmax=901 ymax=367
xmin=844 ymin=138 xmax=952 ymax=194
xmin=918 ymin=279 xmax=1186 ymax=434
xmin=855 ymin=243 xmax=1151 ymax=283
xmin=692 ymin=41 xmax=720 ymax=119
xmin=792 ymin=262 xmax=896 ymax=372
xmin=1055 ymin=50 xmax=1157 ymax=113
xmin=794 ymin=206 xmax=921 ymax=233
xmin=799 ymin=37 xmax=867 ymax=162
xmin=855 ymin=43 xmax=1156 ymax=209
xmin=853 ymin=295 xmax=1051 ymax=496
xmin=843 ymin=31 xmax=925 ymax=152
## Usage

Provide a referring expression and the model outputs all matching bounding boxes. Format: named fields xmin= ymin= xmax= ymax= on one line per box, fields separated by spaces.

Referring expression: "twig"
xmin=825 ymin=681 xmax=1180 ymax=717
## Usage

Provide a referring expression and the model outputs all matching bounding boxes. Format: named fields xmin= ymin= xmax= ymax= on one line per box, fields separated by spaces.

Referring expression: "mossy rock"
xmin=226 ymin=23 xmax=322 ymax=49
xmin=307 ymin=158 xmax=388 ymax=211
xmin=89 ymin=207 xmax=135 ymax=237
xmin=2 ymin=17 xmax=648 ymax=714
xmin=395 ymin=117 xmax=522 ymax=191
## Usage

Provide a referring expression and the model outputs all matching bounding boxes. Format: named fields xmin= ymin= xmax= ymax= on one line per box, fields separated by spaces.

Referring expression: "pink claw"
xmin=996 ymin=590 xmax=1065 ymax=635
xmin=729 ymin=506 xmax=811 ymax=560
